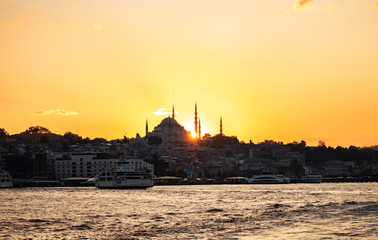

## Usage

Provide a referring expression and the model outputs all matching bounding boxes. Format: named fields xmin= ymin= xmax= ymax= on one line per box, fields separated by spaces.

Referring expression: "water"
xmin=0 ymin=183 xmax=377 ymax=239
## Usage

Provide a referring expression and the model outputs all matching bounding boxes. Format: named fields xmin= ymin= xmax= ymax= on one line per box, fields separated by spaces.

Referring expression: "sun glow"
xmin=182 ymin=121 xmax=212 ymax=139
xmin=182 ymin=122 xmax=195 ymax=136
xmin=190 ymin=131 xmax=196 ymax=138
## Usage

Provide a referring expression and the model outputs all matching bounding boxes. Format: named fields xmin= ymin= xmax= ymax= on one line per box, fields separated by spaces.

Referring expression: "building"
xmin=240 ymin=144 xmax=265 ymax=172
xmin=54 ymin=153 xmax=117 ymax=180
xmin=323 ymin=160 xmax=349 ymax=177
xmin=147 ymin=117 xmax=192 ymax=146
xmin=146 ymin=105 xmax=193 ymax=146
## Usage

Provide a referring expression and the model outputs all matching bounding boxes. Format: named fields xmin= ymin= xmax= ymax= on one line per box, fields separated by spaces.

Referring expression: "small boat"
xmin=96 ymin=157 xmax=153 ymax=189
xmin=247 ymin=174 xmax=290 ymax=184
xmin=0 ymin=171 xmax=13 ymax=188
xmin=80 ymin=176 xmax=98 ymax=186
xmin=300 ymin=174 xmax=322 ymax=183
xmin=225 ymin=177 xmax=248 ymax=184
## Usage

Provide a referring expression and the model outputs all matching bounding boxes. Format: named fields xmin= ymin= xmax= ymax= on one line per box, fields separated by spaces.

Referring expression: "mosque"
xmin=145 ymin=103 xmax=223 ymax=146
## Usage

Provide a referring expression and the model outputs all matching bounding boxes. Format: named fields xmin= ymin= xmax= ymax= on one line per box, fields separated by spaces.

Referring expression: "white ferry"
xmin=0 ymin=171 xmax=13 ymax=188
xmin=96 ymin=157 xmax=153 ymax=189
xmin=247 ymin=174 xmax=290 ymax=184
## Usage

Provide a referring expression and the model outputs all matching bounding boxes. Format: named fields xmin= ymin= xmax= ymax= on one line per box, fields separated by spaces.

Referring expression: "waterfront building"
xmin=323 ymin=160 xmax=350 ymax=177
xmin=54 ymin=153 xmax=117 ymax=180
xmin=241 ymin=156 xmax=265 ymax=172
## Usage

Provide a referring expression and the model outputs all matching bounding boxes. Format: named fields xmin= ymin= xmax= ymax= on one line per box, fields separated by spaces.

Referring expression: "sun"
xmin=190 ymin=131 xmax=196 ymax=138
xmin=182 ymin=122 xmax=195 ymax=136
xmin=182 ymin=120 xmax=212 ymax=139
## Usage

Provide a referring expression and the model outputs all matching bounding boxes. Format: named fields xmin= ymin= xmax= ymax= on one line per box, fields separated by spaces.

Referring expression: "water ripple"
xmin=0 ymin=183 xmax=377 ymax=239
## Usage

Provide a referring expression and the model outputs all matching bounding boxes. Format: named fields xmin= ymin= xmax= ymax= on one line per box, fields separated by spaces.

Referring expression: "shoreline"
xmin=4 ymin=176 xmax=378 ymax=188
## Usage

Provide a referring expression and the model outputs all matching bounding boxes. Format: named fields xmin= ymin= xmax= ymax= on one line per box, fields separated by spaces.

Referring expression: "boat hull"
xmin=248 ymin=180 xmax=288 ymax=184
xmin=247 ymin=175 xmax=290 ymax=184
xmin=96 ymin=179 xmax=153 ymax=189
xmin=0 ymin=182 xmax=13 ymax=188
xmin=96 ymin=185 xmax=152 ymax=189
xmin=300 ymin=174 xmax=322 ymax=183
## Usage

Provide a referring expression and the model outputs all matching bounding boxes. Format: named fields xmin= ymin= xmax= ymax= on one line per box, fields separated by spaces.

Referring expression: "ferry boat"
xmin=96 ymin=157 xmax=153 ymax=189
xmin=300 ymin=174 xmax=322 ymax=183
xmin=247 ymin=174 xmax=290 ymax=184
xmin=0 ymin=171 xmax=13 ymax=188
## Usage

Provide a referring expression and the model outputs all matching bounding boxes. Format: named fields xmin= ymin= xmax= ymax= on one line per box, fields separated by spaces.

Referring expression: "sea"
xmin=0 ymin=183 xmax=377 ymax=239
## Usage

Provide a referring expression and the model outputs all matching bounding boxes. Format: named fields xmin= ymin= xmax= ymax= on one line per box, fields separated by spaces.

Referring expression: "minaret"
xmin=145 ymin=119 xmax=149 ymax=136
xmin=198 ymin=118 xmax=201 ymax=139
xmin=249 ymin=140 xmax=253 ymax=157
xmin=220 ymin=116 xmax=223 ymax=136
xmin=172 ymin=105 xmax=175 ymax=119
xmin=194 ymin=103 xmax=198 ymax=138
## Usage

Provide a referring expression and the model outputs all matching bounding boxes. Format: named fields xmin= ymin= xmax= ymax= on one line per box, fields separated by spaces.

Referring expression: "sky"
xmin=1 ymin=0 xmax=378 ymax=147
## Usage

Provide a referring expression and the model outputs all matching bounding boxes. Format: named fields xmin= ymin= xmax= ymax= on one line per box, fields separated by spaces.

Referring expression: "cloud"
xmin=153 ymin=108 xmax=178 ymax=116
xmin=33 ymin=109 xmax=79 ymax=116
xmin=295 ymin=0 xmax=314 ymax=9
xmin=93 ymin=25 xmax=103 ymax=31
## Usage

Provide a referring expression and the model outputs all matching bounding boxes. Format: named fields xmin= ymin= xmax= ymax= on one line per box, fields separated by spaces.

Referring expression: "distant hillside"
xmin=367 ymin=145 xmax=378 ymax=151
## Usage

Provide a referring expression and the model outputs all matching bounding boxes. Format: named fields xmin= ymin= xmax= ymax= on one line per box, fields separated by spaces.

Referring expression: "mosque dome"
xmin=158 ymin=117 xmax=180 ymax=128
xmin=245 ymin=156 xmax=258 ymax=163
xmin=146 ymin=104 xmax=199 ymax=146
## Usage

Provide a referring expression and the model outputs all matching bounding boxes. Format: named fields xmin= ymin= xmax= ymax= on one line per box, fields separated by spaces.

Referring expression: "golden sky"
xmin=1 ymin=0 xmax=378 ymax=147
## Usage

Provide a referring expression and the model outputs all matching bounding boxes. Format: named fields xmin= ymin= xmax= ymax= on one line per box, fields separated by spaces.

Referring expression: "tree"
xmin=318 ymin=140 xmax=326 ymax=147
xmin=0 ymin=128 xmax=8 ymax=138
xmin=122 ymin=135 xmax=129 ymax=143
xmin=202 ymin=133 xmax=211 ymax=139
xmin=23 ymin=126 xmax=51 ymax=134
xmin=348 ymin=145 xmax=359 ymax=151
xmin=63 ymin=132 xmax=83 ymax=144
xmin=211 ymin=134 xmax=239 ymax=147
xmin=288 ymin=140 xmax=307 ymax=153
xmin=264 ymin=140 xmax=277 ymax=144
xmin=91 ymin=138 xmax=107 ymax=143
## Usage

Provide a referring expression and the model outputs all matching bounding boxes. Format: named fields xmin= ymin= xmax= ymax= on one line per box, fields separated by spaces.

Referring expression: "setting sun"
xmin=182 ymin=122 xmax=196 ymax=138
xmin=190 ymin=131 xmax=196 ymax=138
xmin=181 ymin=117 xmax=212 ymax=139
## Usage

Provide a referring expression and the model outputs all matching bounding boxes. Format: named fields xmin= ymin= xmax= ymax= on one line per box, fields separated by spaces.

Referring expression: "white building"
xmin=54 ymin=153 xmax=117 ymax=180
